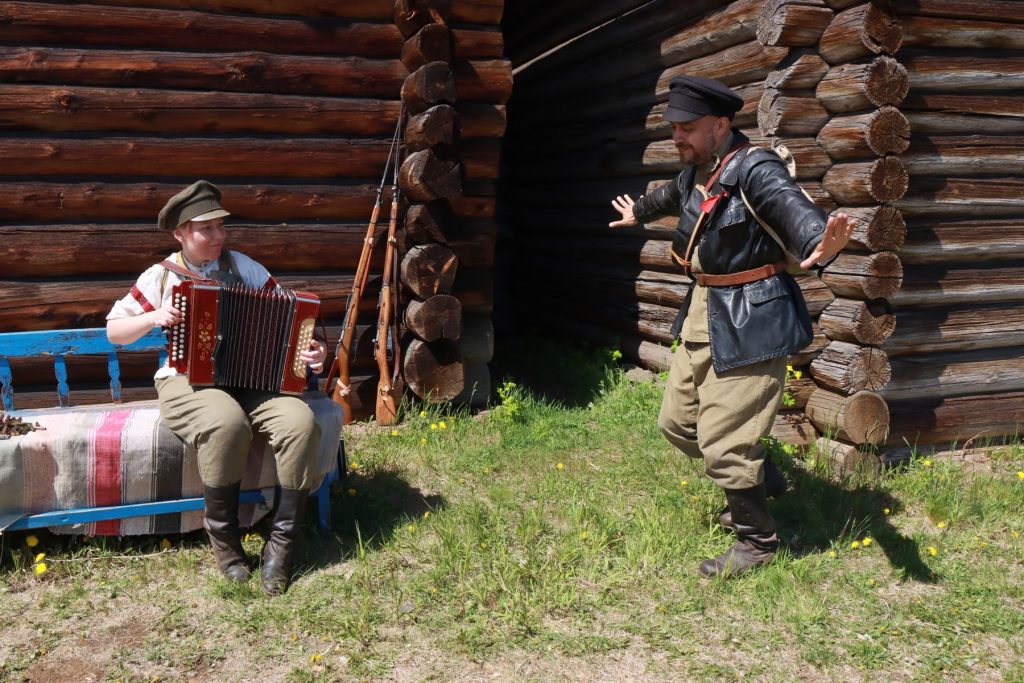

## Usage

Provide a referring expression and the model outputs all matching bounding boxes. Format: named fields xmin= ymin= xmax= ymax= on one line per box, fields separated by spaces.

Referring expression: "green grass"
xmin=2 ymin=337 xmax=1023 ymax=682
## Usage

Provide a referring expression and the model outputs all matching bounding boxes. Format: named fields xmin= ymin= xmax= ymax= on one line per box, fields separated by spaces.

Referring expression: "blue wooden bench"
xmin=0 ymin=327 xmax=343 ymax=535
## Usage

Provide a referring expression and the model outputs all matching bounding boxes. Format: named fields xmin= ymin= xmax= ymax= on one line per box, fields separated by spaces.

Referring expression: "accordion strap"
xmin=160 ymin=258 xmax=210 ymax=282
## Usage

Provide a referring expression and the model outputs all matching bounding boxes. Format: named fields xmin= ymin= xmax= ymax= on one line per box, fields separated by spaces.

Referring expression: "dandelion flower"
xmin=883 ymin=507 xmax=891 ymax=515
xmin=482 ymin=467 xmax=490 ymax=475
xmin=1012 ymin=531 xmax=1020 ymax=539
xmin=794 ymin=370 xmax=803 ymax=379
xmin=350 ymin=462 xmax=359 ymax=471
xmin=690 ymin=495 xmax=699 ymax=503
xmin=862 ymin=537 xmax=873 ymax=547
xmin=419 ymin=410 xmax=427 ymax=418
xmin=407 ymin=524 xmax=416 ymax=533
xmin=580 ymin=531 xmax=589 ymax=540
xmin=160 ymin=538 xmax=171 ymax=550
xmin=867 ymin=578 xmax=876 ymax=586
xmin=34 ymin=562 xmax=47 ymax=576
xmin=1017 ymin=471 xmax=1024 ymax=481
xmin=25 ymin=535 xmax=39 ymax=548
xmin=850 ymin=540 xmax=861 ymax=549
xmin=680 ymin=480 xmax=688 ymax=488
xmin=937 ymin=521 xmax=946 ymax=529
xmin=430 ymin=423 xmax=438 ymax=431
xmin=927 ymin=546 xmax=938 ymax=556
xmin=480 ymin=542 xmax=488 ymax=549
xmin=439 ymin=421 xmax=447 ymax=430
xmin=419 ymin=437 xmax=427 ymax=445
xmin=423 ymin=511 xmax=431 ymax=519
xmin=556 ymin=462 xmax=564 ymax=470
xmin=310 ymin=654 xmax=323 ymax=664
xmin=347 ymin=487 xmax=357 ymax=496
xmin=828 ymin=550 xmax=837 ymax=558
xmin=923 ymin=459 xmax=932 ymax=467
xmin=391 ymin=429 xmax=398 ymax=436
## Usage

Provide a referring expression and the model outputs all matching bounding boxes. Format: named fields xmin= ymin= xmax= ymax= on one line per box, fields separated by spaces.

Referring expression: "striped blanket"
xmin=0 ymin=396 xmax=343 ymax=536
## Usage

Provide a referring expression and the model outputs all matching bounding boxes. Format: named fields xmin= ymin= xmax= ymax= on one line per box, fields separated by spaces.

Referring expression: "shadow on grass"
xmin=770 ymin=455 xmax=936 ymax=583
xmin=488 ymin=333 xmax=624 ymax=408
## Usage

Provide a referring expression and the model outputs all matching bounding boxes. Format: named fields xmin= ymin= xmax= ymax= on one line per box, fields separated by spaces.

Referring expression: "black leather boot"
xmin=260 ymin=487 xmax=309 ymax=596
xmin=700 ymin=484 xmax=778 ymax=578
xmin=719 ymin=455 xmax=788 ymax=530
xmin=203 ymin=482 xmax=251 ymax=582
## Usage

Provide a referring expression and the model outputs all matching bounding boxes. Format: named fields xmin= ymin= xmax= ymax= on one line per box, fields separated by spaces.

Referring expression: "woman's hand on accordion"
xmin=301 ymin=339 xmax=327 ymax=374
xmin=151 ymin=302 xmax=183 ymax=328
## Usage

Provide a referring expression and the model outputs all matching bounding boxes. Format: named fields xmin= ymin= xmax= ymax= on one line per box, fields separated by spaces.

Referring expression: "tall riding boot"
xmin=203 ymin=482 xmax=251 ymax=582
xmin=261 ymin=487 xmax=309 ymax=596
xmin=700 ymin=484 xmax=778 ymax=578
xmin=719 ymin=455 xmax=788 ymax=530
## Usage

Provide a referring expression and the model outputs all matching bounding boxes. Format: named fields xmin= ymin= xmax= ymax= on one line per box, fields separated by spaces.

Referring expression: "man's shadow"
xmin=770 ymin=455 xmax=936 ymax=582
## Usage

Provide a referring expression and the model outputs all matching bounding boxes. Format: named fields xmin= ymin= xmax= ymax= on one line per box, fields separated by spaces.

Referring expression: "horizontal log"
xmin=883 ymin=303 xmax=1024 ymax=357
xmin=905 ymin=111 xmax=1024 ymax=136
xmin=785 ymin=374 xmax=819 ymax=410
xmin=805 ymin=388 xmax=889 ymax=445
xmin=816 ymin=57 xmax=908 ymax=113
xmin=795 ymin=273 xmax=838 ymax=317
xmin=819 ymin=297 xmax=895 ymax=345
xmin=901 ymin=14 xmax=1024 ymax=50
xmin=841 ymin=205 xmax=906 ymax=252
xmin=900 ymin=218 xmax=1024 ymax=264
xmin=890 ymin=0 xmax=1024 ymax=23
xmin=810 ymin=340 xmax=890 ymax=394
xmin=901 ymin=50 xmax=1024 ymax=92
xmin=888 ymin=391 xmax=1024 ymax=447
xmin=816 ymin=106 xmax=910 ymax=160
xmin=881 ymin=347 xmax=1024 ymax=401
xmin=822 ymin=157 xmax=908 ymax=204
xmin=813 ymin=437 xmax=882 ymax=477
xmin=403 ymin=338 xmax=464 ymax=403
xmin=818 ymin=3 xmax=902 ymax=65
xmin=897 ymin=177 xmax=1024 ymax=219
xmin=758 ymin=89 xmax=831 ymax=136
xmin=757 ymin=0 xmax=833 ymax=47
xmin=770 ymin=409 xmax=819 ymax=447
xmin=821 ymin=251 xmax=903 ymax=300
xmin=765 ymin=50 xmax=829 ymax=89
xmin=0 ymin=2 xmax=402 ymax=56
xmin=771 ymin=138 xmax=833 ymax=180
xmin=0 ymin=47 xmax=511 ymax=103
xmin=891 ymin=262 xmax=1024 ymax=308
xmin=902 ymin=135 xmax=1024 ymax=177
xmin=401 ymin=23 xmax=452 ymax=72
xmin=789 ymin=323 xmax=830 ymax=366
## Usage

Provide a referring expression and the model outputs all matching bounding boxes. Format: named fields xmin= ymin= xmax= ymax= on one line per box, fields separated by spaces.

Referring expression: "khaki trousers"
xmin=658 ymin=341 xmax=787 ymax=490
xmin=156 ymin=375 xmax=320 ymax=490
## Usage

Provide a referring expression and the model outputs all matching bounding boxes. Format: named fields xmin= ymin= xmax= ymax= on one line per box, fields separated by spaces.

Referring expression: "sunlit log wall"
xmin=502 ymin=0 xmax=1024 ymax=458
xmin=0 ymin=0 xmax=509 ymax=418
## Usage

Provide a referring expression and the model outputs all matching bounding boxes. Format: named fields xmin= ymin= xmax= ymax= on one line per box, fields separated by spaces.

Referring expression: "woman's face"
xmin=174 ymin=218 xmax=226 ymax=265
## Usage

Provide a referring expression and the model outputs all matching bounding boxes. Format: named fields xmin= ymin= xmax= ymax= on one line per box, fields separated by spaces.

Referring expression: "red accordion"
xmin=167 ymin=280 xmax=320 ymax=395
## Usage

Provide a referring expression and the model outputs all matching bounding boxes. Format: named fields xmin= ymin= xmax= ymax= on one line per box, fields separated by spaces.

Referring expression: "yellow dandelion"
xmin=556 ymin=462 xmax=564 ymax=470
xmin=419 ymin=437 xmax=427 ymax=445
xmin=160 ymin=538 xmax=171 ymax=550
xmin=580 ymin=531 xmax=589 ymax=540
xmin=391 ymin=429 xmax=398 ymax=436
xmin=480 ymin=542 xmax=488 ymax=549
xmin=347 ymin=487 xmax=357 ymax=496
xmin=1012 ymin=531 xmax=1020 ymax=539
xmin=350 ymin=462 xmax=359 ymax=471
xmin=458 ymin=477 xmax=465 ymax=484
xmin=679 ymin=480 xmax=688 ymax=488
xmin=482 ymin=467 xmax=490 ymax=475
xmin=787 ymin=364 xmax=793 ymax=372
xmin=34 ymin=562 xmax=47 ymax=576
xmin=419 ymin=410 xmax=427 ymax=418
xmin=423 ymin=511 xmax=430 ymax=519
xmin=793 ymin=370 xmax=803 ymax=379
xmin=407 ymin=524 xmax=416 ymax=533
xmin=439 ymin=421 xmax=447 ymax=430
xmin=867 ymin=578 xmax=876 ymax=586
xmin=26 ymin=535 xmax=39 ymax=548
xmin=923 ymin=459 xmax=932 ymax=467
xmin=291 ymin=633 xmax=299 ymax=642
xmin=927 ymin=546 xmax=938 ymax=556
xmin=34 ymin=552 xmax=46 ymax=562
xmin=937 ymin=521 xmax=946 ymax=529
xmin=310 ymin=654 xmax=323 ymax=664
xmin=690 ymin=495 xmax=699 ymax=503
xmin=883 ymin=507 xmax=891 ymax=515
xmin=828 ymin=550 xmax=837 ymax=558
xmin=430 ymin=423 xmax=438 ymax=430
xmin=862 ymin=537 xmax=873 ymax=547
xmin=430 ymin=587 xmax=438 ymax=594
xmin=1017 ymin=471 xmax=1024 ymax=480
xmin=850 ymin=540 xmax=861 ymax=549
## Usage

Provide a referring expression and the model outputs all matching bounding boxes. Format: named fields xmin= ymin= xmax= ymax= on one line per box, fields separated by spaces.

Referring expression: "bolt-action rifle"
xmin=374 ymin=116 xmax=405 ymax=426
xmin=327 ymin=116 xmax=402 ymax=423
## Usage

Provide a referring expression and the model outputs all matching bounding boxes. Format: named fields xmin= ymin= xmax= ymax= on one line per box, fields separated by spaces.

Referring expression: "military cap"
xmin=664 ymin=76 xmax=744 ymax=123
xmin=157 ymin=179 xmax=231 ymax=231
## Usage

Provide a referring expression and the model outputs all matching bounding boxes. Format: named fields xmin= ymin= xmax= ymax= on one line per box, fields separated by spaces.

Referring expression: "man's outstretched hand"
xmin=609 ymin=194 xmax=638 ymax=228
xmin=800 ymin=212 xmax=856 ymax=270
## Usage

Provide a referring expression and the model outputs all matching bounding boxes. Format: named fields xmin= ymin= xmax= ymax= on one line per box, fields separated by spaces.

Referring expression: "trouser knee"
xmin=198 ymin=415 xmax=252 ymax=486
xmin=273 ymin=414 xmax=321 ymax=490
xmin=658 ymin=414 xmax=702 ymax=460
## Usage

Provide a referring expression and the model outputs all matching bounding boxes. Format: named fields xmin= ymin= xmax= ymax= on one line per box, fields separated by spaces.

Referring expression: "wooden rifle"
xmin=374 ymin=113 xmax=405 ymax=425
xmin=327 ymin=117 xmax=401 ymax=423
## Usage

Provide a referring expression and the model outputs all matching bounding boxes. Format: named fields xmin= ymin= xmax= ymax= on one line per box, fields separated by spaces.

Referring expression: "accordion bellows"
xmin=168 ymin=281 xmax=319 ymax=394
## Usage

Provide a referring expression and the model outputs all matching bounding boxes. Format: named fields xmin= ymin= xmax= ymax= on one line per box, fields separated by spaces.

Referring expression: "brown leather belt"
xmin=694 ymin=261 xmax=786 ymax=287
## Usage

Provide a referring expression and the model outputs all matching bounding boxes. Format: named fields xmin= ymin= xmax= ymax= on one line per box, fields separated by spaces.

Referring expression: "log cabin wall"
xmin=502 ymin=0 xmax=1024 ymax=460
xmin=0 ymin=0 xmax=510 ymax=419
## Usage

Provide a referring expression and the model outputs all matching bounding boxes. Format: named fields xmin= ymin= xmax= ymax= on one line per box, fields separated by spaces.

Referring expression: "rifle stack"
xmin=1 ymin=0 xmax=510 ymax=418
xmin=503 ymin=0 xmax=1024 ymax=463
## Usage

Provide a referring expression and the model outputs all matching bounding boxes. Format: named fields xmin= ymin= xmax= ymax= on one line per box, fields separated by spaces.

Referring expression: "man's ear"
xmin=172 ymin=225 xmax=185 ymax=245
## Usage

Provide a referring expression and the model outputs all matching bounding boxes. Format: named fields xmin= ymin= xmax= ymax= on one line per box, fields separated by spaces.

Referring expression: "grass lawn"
xmin=2 ymin=337 xmax=1022 ymax=682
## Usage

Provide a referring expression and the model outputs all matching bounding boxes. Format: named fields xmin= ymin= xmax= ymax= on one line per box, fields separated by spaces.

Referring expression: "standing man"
xmin=107 ymin=180 xmax=327 ymax=595
xmin=609 ymin=76 xmax=854 ymax=578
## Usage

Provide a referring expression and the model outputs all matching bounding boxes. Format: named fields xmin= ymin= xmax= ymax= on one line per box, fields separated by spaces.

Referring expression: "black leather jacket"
xmin=633 ymin=131 xmax=827 ymax=373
